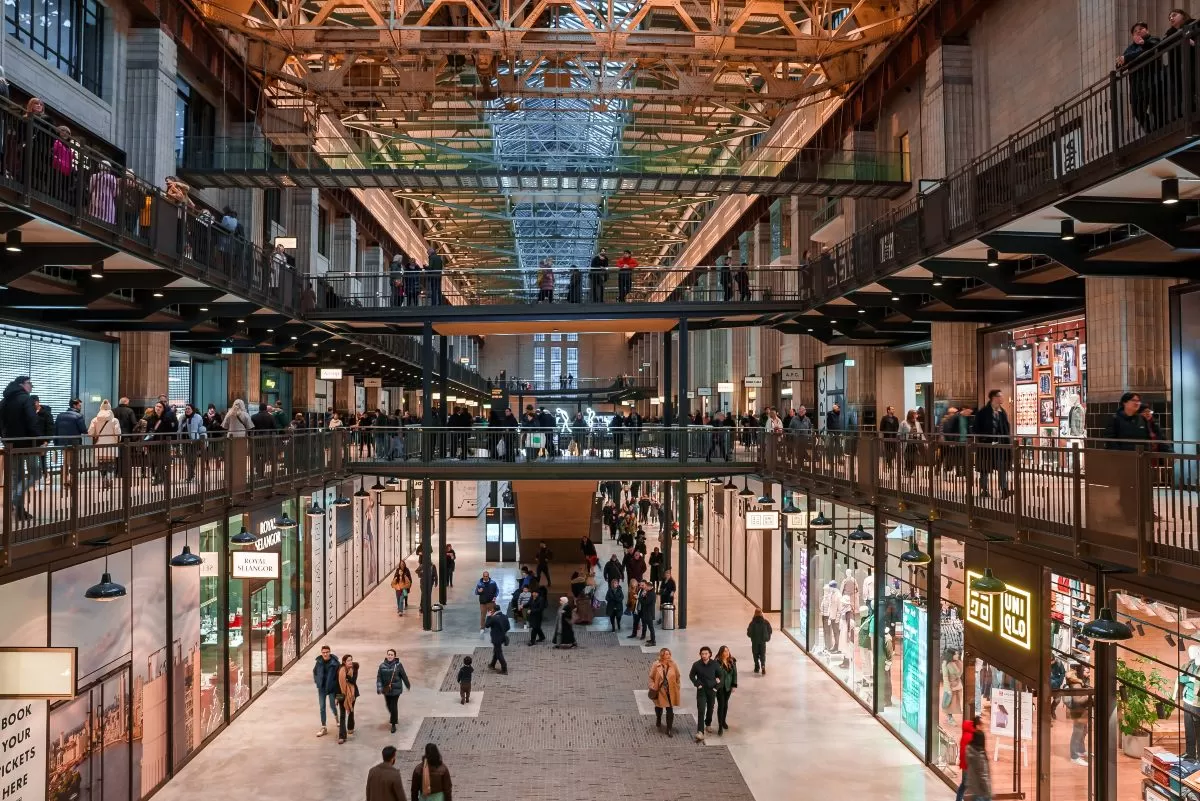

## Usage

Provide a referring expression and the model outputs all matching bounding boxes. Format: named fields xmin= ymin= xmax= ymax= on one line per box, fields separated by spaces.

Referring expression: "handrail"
xmin=758 ymin=27 xmax=1200 ymax=311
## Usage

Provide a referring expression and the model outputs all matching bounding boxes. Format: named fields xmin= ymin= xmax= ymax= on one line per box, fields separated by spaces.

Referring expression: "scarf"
xmin=422 ymin=761 xmax=432 ymax=796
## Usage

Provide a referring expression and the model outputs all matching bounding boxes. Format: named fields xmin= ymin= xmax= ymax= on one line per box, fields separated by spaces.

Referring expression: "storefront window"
xmin=1115 ymin=593 xmax=1197 ymax=801
xmin=198 ymin=522 xmax=225 ymax=738
xmin=879 ymin=520 xmax=929 ymax=752
xmin=280 ymin=499 xmax=299 ymax=668
xmin=974 ymin=659 xmax=1040 ymax=799
xmin=934 ymin=536 xmax=967 ymax=785
xmin=1049 ymin=573 xmax=1096 ymax=801
xmin=806 ymin=500 xmax=874 ymax=706
xmin=781 ymin=492 xmax=807 ymax=645
xmin=226 ymin=513 xmax=250 ymax=714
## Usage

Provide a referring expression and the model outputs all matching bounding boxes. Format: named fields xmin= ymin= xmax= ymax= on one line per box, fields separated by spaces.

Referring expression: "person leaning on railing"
xmin=0 ymin=375 xmax=43 ymax=521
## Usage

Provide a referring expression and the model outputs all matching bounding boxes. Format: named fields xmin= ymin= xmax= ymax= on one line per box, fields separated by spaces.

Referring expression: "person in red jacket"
xmin=616 ymin=249 xmax=638 ymax=302
xmin=956 ymin=715 xmax=980 ymax=801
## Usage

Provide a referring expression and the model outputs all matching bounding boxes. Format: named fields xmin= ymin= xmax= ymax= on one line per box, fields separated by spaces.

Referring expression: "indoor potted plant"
xmin=1117 ymin=657 xmax=1168 ymax=757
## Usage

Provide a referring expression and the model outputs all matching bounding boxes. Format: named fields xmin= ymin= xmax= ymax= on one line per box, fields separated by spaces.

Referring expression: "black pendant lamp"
xmin=306 ymin=499 xmax=325 ymax=516
xmin=371 ymin=478 xmax=387 ymax=493
xmin=170 ymin=528 xmax=203 ymax=568
xmin=1082 ymin=573 xmax=1134 ymax=642
xmin=710 ymin=476 xmax=723 ymax=484
xmin=231 ymin=524 xmax=255 ymax=544
xmin=386 ymin=477 xmax=401 ymax=486
xmin=782 ymin=497 xmax=799 ymax=514
xmin=757 ymin=485 xmax=775 ymax=505
xmin=810 ymin=510 xmax=832 ymax=527
xmin=85 ymin=551 xmax=127 ymax=601
xmin=848 ymin=523 xmax=872 ymax=541
xmin=275 ymin=511 xmax=299 ymax=530
xmin=900 ymin=537 xmax=931 ymax=565
xmin=970 ymin=540 xmax=1007 ymax=596
xmin=723 ymin=477 xmax=737 ymax=491
xmin=353 ymin=485 xmax=370 ymax=498
xmin=333 ymin=494 xmax=352 ymax=508
xmin=738 ymin=477 xmax=755 ymax=497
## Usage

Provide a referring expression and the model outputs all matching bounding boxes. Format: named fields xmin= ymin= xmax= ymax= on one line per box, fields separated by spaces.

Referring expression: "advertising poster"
xmin=989 ymin=687 xmax=1035 ymax=739
xmin=0 ymin=700 xmax=46 ymax=801
xmin=1014 ymin=383 xmax=1038 ymax=436
xmin=901 ymin=601 xmax=927 ymax=739
xmin=308 ymin=491 xmax=326 ymax=646
xmin=352 ymin=480 xmax=364 ymax=604
xmin=130 ymin=541 xmax=167 ymax=798
xmin=324 ymin=487 xmax=338 ymax=627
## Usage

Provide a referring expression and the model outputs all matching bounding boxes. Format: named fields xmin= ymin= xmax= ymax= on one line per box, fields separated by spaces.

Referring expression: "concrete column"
xmin=333 ymin=377 xmax=357 ymax=415
xmin=921 ymin=44 xmax=975 ymax=179
xmin=781 ymin=334 xmax=826 ymax=413
xmin=331 ymin=216 xmax=358 ymax=273
xmin=290 ymin=367 xmax=316 ymax=414
xmin=288 ymin=189 xmax=320 ymax=274
xmin=123 ymin=29 xmax=177 ymax=187
xmin=932 ymin=322 xmax=981 ymax=415
xmin=226 ymin=354 xmax=261 ymax=407
xmin=789 ymin=197 xmax=818 ymax=264
xmin=115 ymin=332 xmax=169 ymax=409
xmin=365 ymin=385 xmax=381 ymax=411
xmin=875 ymin=350 xmax=905 ymax=419
xmin=1085 ymin=277 xmax=1177 ymax=431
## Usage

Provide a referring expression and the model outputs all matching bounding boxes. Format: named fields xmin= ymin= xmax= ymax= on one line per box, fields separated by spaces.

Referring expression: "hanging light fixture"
xmin=900 ymin=537 xmax=931 ymax=565
xmin=85 ymin=550 xmax=126 ymax=601
xmin=1162 ymin=177 xmax=1181 ymax=205
xmin=970 ymin=539 xmax=1007 ymax=596
xmin=306 ymin=499 xmax=325 ymax=516
xmin=810 ymin=510 xmax=832 ymax=527
xmin=848 ymin=523 xmax=872 ymax=541
xmin=353 ymin=485 xmax=370 ymax=498
xmin=1082 ymin=570 xmax=1135 ymax=643
xmin=710 ymin=476 xmax=723 ymax=484
xmin=386 ymin=477 xmax=401 ymax=486
xmin=371 ymin=478 xmax=387 ymax=493
xmin=756 ymin=485 xmax=775 ymax=504
xmin=90 ymin=261 xmax=104 ymax=279
xmin=5 ymin=230 xmax=22 ymax=253
xmin=986 ymin=248 xmax=1000 ymax=267
xmin=1059 ymin=219 xmax=1076 ymax=241
xmin=333 ymin=494 xmax=352 ymax=508
xmin=231 ymin=524 xmax=255 ymax=544
xmin=275 ymin=511 xmax=299 ymax=530
xmin=782 ymin=497 xmax=799 ymax=514
xmin=738 ymin=477 xmax=755 ymax=497
xmin=723 ymin=477 xmax=737 ymax=491
xmin=170 ymin=543 xmax=203 ymax=568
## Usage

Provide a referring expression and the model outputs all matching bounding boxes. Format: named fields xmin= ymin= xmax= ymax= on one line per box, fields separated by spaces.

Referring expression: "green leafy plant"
xmin=1117 ymin=658 xmax=1169 ymax=737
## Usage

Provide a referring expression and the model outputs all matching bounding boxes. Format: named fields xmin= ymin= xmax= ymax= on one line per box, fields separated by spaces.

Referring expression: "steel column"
xmin=422 ymin=321 xmax=434 ymax=462
xmin=421 ymin=478 xmax=433 ymax=630
xmin=438 ymin=480 xmax=448 ymax=605
xmin=677 ymin=476 xmax=688 ymax=629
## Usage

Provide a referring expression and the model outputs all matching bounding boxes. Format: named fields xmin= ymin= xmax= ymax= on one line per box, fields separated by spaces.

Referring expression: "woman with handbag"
xmin=649 ymin=647 xmax=682 ymax=736
xmin=410 ymin=743 xmax=452 ymax=801
xmin=391 ymin=563 xmax=413 ymax=616
xmin=376 ymin=649 xmax=411 ymax=734
xmin=336 ymin=655 xmax=359 ymax=744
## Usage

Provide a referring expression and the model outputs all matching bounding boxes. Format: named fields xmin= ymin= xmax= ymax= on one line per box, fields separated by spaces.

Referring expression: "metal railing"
xmin=784 ymin=27 xmax=1200 ymax=312
xmin=314 ymin=263 xmax=803 ymax=310
xmin=180 ymin=138 xmax=911 ymax=184
xmin=343 ymin=425 xmax=763 ymax=466
xmin=490 ymin=376 xmax=655 ymax=392
xmin=1 ymin=431 xmax=336 ymax=563
xmin=761 ymin=430 xmax=1200 ymax=575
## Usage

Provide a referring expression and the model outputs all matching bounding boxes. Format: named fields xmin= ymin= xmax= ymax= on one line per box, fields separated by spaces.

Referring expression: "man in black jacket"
xmin=1104 ymin=392 xmax=1152 ymax=523
xmin=973 ymin=389 xmax=1013 ymax=500
xmin=879 ymin=405 xmax=900 ymax=467
xmin=689 ymin=647 xmax=721 ymax=741
xmin=250 ymin=402 xmax=276 ymax=477
xmin=115 ymin=397 xmax=137 ymax=439
xmin=526 ymin=586 xmax=547 ymax=645
xmin=1 ymin=376 xmax=41 ymax=520
xmin=1118 ymin=22 xmax=1162 ymax=131
xmin=636 ymin=581 xmax=657 ymax=646
xmin=312 ymin=644 xmax=340 ymax=736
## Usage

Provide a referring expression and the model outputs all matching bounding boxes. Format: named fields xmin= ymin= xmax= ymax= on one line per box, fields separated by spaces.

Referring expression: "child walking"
xmin=458 ymin=656 xmax=474 ymax=704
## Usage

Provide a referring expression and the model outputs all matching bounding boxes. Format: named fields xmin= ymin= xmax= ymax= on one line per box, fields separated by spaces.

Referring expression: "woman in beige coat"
xmin=222 ymin=398 xmax=253 ymax=437
xmin=88 ymin=400 xmax=121 ymax=488
xmin=649 ymin=647 xmax=682 ymax=736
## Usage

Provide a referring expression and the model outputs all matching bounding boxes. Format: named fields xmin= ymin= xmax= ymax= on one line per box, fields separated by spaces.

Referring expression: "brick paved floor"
xmin=414 ymin=628 xmax=754 ymax=799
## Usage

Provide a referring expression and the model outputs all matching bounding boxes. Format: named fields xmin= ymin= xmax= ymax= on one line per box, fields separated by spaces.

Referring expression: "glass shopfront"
xmin=879 ymin=519 xmax=929 ymax=752
xmin=781 ymin=490 xmax=808 ymax=645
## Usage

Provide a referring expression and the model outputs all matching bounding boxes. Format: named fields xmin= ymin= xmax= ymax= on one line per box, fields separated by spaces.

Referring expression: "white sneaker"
xmin=317 ymin=726 xmax=328 ymax=737
xmin=1071 ymin=757 xmax=1089 ymax=766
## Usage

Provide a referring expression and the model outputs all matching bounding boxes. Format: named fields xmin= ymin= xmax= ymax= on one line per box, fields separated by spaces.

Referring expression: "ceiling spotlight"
xmin=807 ymin=328 xmax=814 ymax=332
xmin=5 ymin=230 xmax=21 ymax=252
xmin=1163 ymin=177 xmax=1180 ymax=205
xmin=1059 ymin=218 xmax=1076 ymax=241
xmin=267 ymin=328 xmax=274 ymax=333
xmin=153 ymin=292 xmax=164 ymax=298
xmin=932 ymin=279 xmax=943 ymax=287
xmin=857 ymin=308 xmax=866 ymax=313
xmin=90 ymin=261 xmax=104 ymax=279
xmin=986 ymin=248 xmax=1000 ymax=268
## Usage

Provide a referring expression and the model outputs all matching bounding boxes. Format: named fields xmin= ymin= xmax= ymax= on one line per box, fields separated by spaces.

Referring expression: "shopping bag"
xmin=496 ymin=438 xmax=507 ymax=458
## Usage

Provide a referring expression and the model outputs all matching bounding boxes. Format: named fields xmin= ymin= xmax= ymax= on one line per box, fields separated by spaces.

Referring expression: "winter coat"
xmin=958 ymin=718 xmax=976 ymax=770
xmin=637 ymin=589 xmax=656 ymax=622
xmin=689 ymin=658 xmax=720 ymax=690
xmin=53 ymin=408 xmax=87 ymax=445
xmin=365 ymin=762 xmax=406 ymax=801
xmin=222 ymin=400 xmax=253 ymax=437
xmin=715 ymin=658 xmax=738 ymax=694
xmin=747 ymin=616 xmax=773 ymax=647
xmin=603 ymin=559 xmax=624 ymax=583
xmin=475 ymin=578 xmax=499 ymax=605
xmin=649 ymin=659 xmax=682 ymax=708
xmin=313 ymin=653 xmax=340 ymax=693
xmin=1103 ymin=411 xmax=1151 ymax=450
xmin=485 ymin=610 xmax=510 ymax=645
xmin=114 ymin=403 xmax=137 ymax=436
xmin=659 ymin=577 xmax=676 ymax=605
xmin=605 ymin=585 xmax=624 ymax=616
xmin=375 ymin=658 xmax=411 ymax=697
xmin=0 ymin=380 xmax=39 ymax=441
xmin=88 ymin=410 xmax=121 ymax=449
xmin=964 ymin=743 xmax=991 ymax=799
xmin=409 ymin=761 xmax=452 ymax=801
xmin=973 ymin=403 xmax=1011 ymax=471
xmin=178 ymin=412 xmax=205 ymax=440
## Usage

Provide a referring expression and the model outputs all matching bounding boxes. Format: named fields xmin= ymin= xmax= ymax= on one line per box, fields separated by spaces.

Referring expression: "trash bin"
xmin=661 ymin=603 xmax=676 ymax=630
xmin=432 ymin=603 xmax=444 ymax=632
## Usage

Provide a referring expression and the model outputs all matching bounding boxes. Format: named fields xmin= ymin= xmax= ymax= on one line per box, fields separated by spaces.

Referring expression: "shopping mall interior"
xmin=2 ymin=0 xmax=1200 ymax=800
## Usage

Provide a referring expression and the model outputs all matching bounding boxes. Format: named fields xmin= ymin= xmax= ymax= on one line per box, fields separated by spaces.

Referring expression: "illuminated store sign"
xmin=966 ymin=570 xmax=1033 ymax=650
xmin=553 ymin=408 xmax=614 ymax=434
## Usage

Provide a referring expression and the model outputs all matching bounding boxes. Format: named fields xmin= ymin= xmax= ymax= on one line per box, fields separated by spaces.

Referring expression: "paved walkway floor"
xmin=154 ymin=514 xmax=954 ymax=801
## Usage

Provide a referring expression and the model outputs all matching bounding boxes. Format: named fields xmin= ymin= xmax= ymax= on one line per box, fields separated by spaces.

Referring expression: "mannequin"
xmin=839 ymin=592 xmax=854 ymax=651
xmin=820 ymin=581 xmax=842 ymax=653
xmin=1176 ymin=645 xmax=1200 ymax=759
xmin=840 ymin=568 xmax=861 ymax=620
xmin=863 ymin=570 xmax=875 ymax=606
xmin=857 ymin=604 xmax=874 ymax=685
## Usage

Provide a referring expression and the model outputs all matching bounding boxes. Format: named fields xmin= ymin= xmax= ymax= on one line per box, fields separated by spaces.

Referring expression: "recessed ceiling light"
xmin=267 ymin=328 xmax=274 ymax=332
xmin=199 ymin=307 xmax=208 ymax=311
xmin=236 ymin=319 xmax=245 ymax=324
xmin=807 ymin=328 xmax=814 ymax=332
xmin=290 ymin=335 xmax=297 ymax=340
xmin=153 ymin=292 xmax=164 ymax=298
xmin=932 ymin=280 xmax=943 ymax=287
xmin=891 ymin=295 xmax=900 ymax=301
xmin=857 ymin=308 xmax=866 ymax=313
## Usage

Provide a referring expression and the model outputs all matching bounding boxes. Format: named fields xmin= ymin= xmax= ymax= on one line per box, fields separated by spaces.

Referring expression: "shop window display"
xmin=198 ymin=522 xmax=225 ymax=738
xmin=1006 ymin=318 xmax=1086 ymax=445
xmin=782 ymin=492 xmax=808 ymax=645
xmin=1049 ymin=573 xmax=1096 ymax=801
xmin=878 ymin=521 xmax=930 ymax=752
xmin=973 ymin=659 xmax=1040 ymax=799
xmin=1114 ymin=594 xmax=1200 ymax=801
xmin=226 ymin=513 xmax=251 ymax=714
xmin=806 ymin=501 xmax=874 ymax=706
xmin=934 ymin=537 xmax=967 ymax=786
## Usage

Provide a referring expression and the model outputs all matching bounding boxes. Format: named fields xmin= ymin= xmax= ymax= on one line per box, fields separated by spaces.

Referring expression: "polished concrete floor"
xmin=153 ymin=514 xmax=955 ymax=801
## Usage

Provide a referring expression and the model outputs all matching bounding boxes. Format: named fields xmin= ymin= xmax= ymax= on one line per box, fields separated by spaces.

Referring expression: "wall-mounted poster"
xmin=1014 ymin=346 xmax=1034 ymax=382
xmin=1038 ymin=371 xmax=1052 ymax=396
xmin=1014 ymin=383 xmax=1038 ymax=435
xmin=1055 ymin=342 xmax=1078 ymax=383
xmin=1079 ymin=343 xmax=1086 ymax=372
xmin=1040 ymin=398 xmax=1056 ymax=424
xmin=1056 ymin=384 xmax=1081 ymax=418
xmin=1036 ymin=342 xmax=1050 ymax=367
